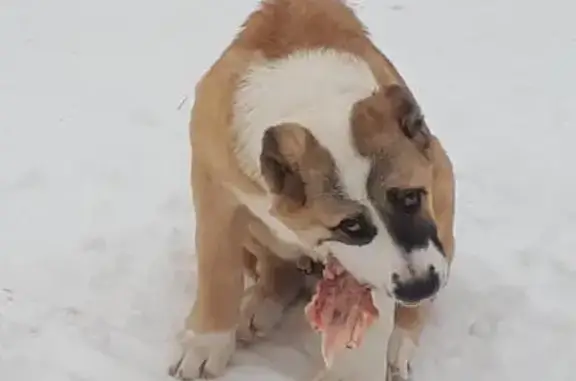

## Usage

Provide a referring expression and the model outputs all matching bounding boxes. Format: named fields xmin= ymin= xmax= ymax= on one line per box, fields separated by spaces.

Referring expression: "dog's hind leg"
xmin=237 ymin=240 xmax=306 ymax=343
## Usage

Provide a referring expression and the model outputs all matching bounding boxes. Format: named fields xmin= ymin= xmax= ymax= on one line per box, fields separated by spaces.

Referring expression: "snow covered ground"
xmin=1 ymin=0 xmax=575 ymax=380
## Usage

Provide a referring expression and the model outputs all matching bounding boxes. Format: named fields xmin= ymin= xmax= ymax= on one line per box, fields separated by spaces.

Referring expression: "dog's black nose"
xmin=392 ymin=267 xmax=440 ymax=305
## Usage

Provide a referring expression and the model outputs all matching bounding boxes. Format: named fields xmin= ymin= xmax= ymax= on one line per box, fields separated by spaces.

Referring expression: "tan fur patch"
xmin=235 ymin=0 xmax=368 ymax=59
xmin=350 ymin=86 xmax=434 ymax=191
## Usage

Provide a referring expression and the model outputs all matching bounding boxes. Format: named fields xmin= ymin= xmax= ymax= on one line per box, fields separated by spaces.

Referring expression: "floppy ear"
xmin=385 ymin=84 xmax=431 ymax=150
xmin=259 ymin=124 xmax=307 ymax=212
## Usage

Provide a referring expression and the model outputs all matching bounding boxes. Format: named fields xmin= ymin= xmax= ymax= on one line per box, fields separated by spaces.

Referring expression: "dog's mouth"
xmin=297 ymin=255 xmax=436 ymax=309
xmin=296 ymin=256 xmax=326 ymax=277
xmin=296 ymin=254 xmax=385 ymax=292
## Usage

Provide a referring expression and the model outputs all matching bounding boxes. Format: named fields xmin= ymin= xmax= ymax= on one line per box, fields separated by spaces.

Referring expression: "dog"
xmin=169 ymin=0 xmax=455 ymax=380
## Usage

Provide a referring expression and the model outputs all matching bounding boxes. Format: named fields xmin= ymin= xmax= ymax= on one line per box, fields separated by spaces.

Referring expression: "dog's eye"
xmin=388 ymin=187 xmax=425 ymax=213
xmin=330 ymin=214 xmax=377 ymax=246
xmin=337 ymin=217 xmax=363 ymax=234
xmin=402 ymin=189 xmax=421 ymax=208
xmin=333 ymin=214 xmax=374 ymax=237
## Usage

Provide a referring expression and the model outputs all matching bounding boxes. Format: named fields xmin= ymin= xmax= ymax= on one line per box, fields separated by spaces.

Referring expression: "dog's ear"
xmin=385 ymin=84 xmax=431 ymax=150
xmin=260 ymin=124 xmax=307 ymax=212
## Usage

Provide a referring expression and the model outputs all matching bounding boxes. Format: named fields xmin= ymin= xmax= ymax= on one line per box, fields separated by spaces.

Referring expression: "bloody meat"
xmin=304 ymin=256 xmax=379 ymax=367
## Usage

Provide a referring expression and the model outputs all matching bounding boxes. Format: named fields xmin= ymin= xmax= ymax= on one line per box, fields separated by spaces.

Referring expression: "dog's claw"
xmin=386 ymin=363 xmax=412 ymax=381
xmin=168 ymin=330 xmax=235 ymax=380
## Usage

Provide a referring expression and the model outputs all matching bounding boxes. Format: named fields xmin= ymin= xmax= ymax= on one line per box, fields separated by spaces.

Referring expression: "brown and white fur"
xmin=169 ymin=0 xmax=455 ymax=380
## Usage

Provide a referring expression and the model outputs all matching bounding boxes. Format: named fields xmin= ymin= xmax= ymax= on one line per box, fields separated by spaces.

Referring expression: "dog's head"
xmin=258 ymin=85 xmax=448 ymax=306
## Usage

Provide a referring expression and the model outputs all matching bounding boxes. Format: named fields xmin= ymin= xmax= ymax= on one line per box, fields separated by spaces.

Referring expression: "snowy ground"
xmin=1 ymin=0 xmax=575 ymax=380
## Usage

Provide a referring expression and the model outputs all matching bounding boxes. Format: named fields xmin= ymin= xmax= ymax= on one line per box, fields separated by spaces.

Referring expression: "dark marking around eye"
xmin=365 ymin=164 xmax=444 ymax=255
xmin=387 ymin=187 xmax=426 ymax=214
xmin=385 ymin=212 xmax=435 ymax=252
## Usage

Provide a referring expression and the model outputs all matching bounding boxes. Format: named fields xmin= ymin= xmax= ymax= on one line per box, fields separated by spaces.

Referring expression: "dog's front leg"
xmin=313 ymin=290 xmax=396 ymax=381
xmin=170 ymin=167 xmax=245 ymax=380
xmin=386 ymin=301 xmax=433 ymax=381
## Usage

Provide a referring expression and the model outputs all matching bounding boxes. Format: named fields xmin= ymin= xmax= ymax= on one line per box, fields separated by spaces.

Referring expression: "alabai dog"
xmin=169 ymin=0 xmax=455 ymax=380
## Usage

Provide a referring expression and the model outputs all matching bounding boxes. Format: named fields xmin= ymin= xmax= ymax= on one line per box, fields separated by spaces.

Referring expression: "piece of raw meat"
xmin=304 ymin=256 xmax=379 ymax=367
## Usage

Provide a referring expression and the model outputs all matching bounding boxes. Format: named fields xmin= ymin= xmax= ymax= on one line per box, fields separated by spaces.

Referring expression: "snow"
xmin=1 ymin=0 xmax=575 ymax=380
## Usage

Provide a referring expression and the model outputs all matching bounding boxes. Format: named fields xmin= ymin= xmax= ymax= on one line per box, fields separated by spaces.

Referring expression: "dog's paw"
xmin=386 ymin=363 xmax=412 ymax=381
xmin=387 ymin=328 xmax=415 ymax=381
xmin=237 ymin=293 xmax=285 ymax=343
xmin=169 ymin=330 xmax=235 ymax=380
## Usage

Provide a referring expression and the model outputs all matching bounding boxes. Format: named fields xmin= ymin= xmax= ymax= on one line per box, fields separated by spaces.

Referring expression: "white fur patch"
xmin=321 ymin=203 xmax=408 ymax=290
xmin=170 ymin=330 xmax=235 ymax=379
xmin=405 ymin=244 xmax=450 ymax=287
